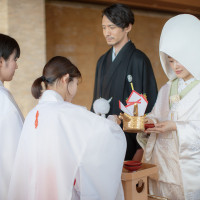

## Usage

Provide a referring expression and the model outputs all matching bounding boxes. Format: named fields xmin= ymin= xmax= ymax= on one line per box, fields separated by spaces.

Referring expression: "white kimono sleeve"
xmin=0 ymin=91 xmax=23 ymax=200
xmin=137 ymin=84 xmax=170 ymax=150
xmin=74 ymin=118 xmax=126 ymax=200
xmin=176 ymin=120 xmax=200 ymax=199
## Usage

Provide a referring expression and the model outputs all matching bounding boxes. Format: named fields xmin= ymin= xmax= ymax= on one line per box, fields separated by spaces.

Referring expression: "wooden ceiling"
xmin=61 ymin=0 xmax=200 ymax=16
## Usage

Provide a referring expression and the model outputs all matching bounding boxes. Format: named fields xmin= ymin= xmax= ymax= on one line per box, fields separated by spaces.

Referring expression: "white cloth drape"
xmin=8 ymin=90 xmax=126 ymax=200
xmin=0 ymin=81 xmax=24 ymax=200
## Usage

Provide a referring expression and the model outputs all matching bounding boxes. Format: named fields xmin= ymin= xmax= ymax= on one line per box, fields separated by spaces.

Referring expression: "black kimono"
xmin=92 ymin=41 xmax=158 ymax=160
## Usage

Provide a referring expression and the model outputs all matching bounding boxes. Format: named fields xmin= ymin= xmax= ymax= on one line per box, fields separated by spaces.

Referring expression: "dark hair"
xmin=31 ymin=56 xmax=81 ymax=99
xmin=102 ymin=3 xmax=134 ymax=29
xmin=0 ymin=33 xmax=20 ymax=60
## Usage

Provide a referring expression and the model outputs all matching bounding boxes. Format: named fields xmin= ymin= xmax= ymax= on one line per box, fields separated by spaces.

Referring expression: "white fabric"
xmin=141 ymin=82 xmax=200 ymax=200
xmin=8 ymin=90 xmax=126 ymax=200
xmin=93 ymin=97 xmax=111 ymax=117
xmin=170 ymin=78 xmax=196 ymax=112
xmin=159 ymin=14 xmax=200 ymax=80
xmin=137 ymin=14 xmax=200 ymax=200
xmin=177 ymin=78 xmax=196 ymax=94
xmin=0 ymin=81 xmax=24 ymax=200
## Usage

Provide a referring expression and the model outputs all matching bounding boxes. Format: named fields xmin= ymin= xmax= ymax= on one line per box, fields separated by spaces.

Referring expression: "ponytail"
xmin=31 ymin=76 xmax=44 ymax=99
xmin=31 ymin=56 xmax=81 ymax=99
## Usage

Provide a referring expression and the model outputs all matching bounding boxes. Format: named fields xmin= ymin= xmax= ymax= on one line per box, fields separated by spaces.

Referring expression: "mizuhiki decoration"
xmin=118 ymin=75 xmax=148 ymax=133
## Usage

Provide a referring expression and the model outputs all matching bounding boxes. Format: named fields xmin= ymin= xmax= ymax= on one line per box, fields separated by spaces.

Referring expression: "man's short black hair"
xmin=0 ymin=33 xmax=20 ymax=60
xmin=102 ymin=3 xmax=134 ymax=29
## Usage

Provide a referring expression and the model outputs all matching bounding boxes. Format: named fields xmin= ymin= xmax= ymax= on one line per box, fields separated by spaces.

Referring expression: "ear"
xmin=0 ymin=57 xmax=4 ymax=68
xmin=61 ymin=74 xmax=69 ymax=83
xmin=125 ymin=24 xmax=132 ymax=33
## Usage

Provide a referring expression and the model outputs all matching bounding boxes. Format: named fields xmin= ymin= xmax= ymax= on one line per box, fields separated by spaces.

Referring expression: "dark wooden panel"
xmin=57 ymin=0 xmax=200 ymax=16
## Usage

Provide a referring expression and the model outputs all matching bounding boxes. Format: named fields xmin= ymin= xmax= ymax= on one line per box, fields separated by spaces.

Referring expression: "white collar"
xmin=178 ymin=77 xmax=196 ymax=94
xmin=112 ymin=39 xmax=130 ymax=57
xmin=112 ymin=47 xmax=117 ymax=62
xmin=179 ymin=77 xmax=196 ymax=85
xmin=113 ymin=47 xmax=116 ymax=55
xmin=39 ymin=90 xmax=64 ymax=103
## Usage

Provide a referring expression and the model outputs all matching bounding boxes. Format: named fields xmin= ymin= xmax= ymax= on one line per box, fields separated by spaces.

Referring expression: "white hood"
xmin=159 ymin=14 xmax=200 ymax=80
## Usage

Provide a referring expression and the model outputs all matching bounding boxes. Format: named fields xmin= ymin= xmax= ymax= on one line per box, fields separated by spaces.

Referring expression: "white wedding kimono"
xmin=139 ymin=81 xmax=200 ymax=200
xmin=137 ymin=14 xmax=200 ymax=200
xmin=8 ymin=90 xmax=126 ymax=200
xmin=0 ymin=81 xmax=24 ymax=200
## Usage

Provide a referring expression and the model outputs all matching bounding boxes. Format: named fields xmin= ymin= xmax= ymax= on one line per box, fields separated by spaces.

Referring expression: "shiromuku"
xmin=137 ymin=14 xmax=200 ymax=200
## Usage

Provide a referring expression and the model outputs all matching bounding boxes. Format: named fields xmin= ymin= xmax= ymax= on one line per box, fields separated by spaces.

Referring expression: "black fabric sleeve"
xmin=142 ymin=56 xmax=158 ymax=113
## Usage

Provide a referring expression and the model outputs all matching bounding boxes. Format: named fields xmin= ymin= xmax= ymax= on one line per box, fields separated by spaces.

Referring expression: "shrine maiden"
xmin=137 ymin=14 xmax=200 ymax=200
xmin=0 ymin=34 xmax=24 ymax=200
xmin=8 ymin=56 xmax=126 ymax=200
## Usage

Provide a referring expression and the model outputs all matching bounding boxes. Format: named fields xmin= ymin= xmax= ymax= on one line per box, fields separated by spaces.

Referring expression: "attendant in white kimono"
xmin=8 ymin=56 xmax=126 ymax=200
xmin=137 ymin=14 xmax=200 ymax=200
xmin=0 ymin=34 xmax=24 ymax=200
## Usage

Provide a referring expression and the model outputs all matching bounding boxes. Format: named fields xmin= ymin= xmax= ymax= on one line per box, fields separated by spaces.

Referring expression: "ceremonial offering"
xmin=119 ymin=90 xmax=148 ymax=132
xmin=123 ymin=161 xmax=142 ymax=171
xmin=124 ymin=160 xmax=142 ymax=166
xmin=119 ymin=111 xmax=145 ymax=133
xmin=122 ymin=163 xmax=158 ymax=200
xmin=144 ymin=123 xmax=155 ymax=130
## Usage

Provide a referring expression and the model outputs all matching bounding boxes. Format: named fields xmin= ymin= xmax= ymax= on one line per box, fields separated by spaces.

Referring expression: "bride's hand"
xmin=145 ymin=121 xmax=177 ymax=134
xmin=145 ymin=117 xmax=154 ymax=124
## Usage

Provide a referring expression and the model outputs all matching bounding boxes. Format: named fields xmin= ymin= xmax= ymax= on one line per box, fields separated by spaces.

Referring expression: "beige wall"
xmin=46 ymin=1 xmax=173 ymax=109
xmin=0 ymin=0 xmax=46 ymax=116
xmin=0 ymin=0 xmax=174 ymax=116
xmin=0 ymin=0 xmax=8 ymax=34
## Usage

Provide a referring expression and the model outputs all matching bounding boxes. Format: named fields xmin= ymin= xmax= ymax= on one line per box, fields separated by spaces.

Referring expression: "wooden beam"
xmin=64 ymin=0 xmax=200 ymax=16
